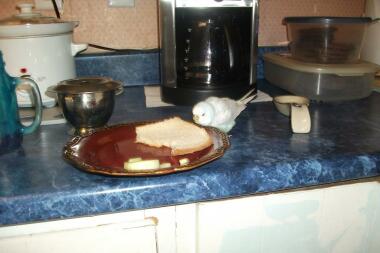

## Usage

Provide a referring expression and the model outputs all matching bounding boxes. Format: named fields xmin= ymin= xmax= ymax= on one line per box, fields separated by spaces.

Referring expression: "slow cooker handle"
xmin=71 ymin=43 xmax=88 ymax=56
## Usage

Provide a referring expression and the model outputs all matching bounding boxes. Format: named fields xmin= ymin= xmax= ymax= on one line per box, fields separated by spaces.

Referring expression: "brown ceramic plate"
xmin=63 ymin=120 xmax=230 ymax=176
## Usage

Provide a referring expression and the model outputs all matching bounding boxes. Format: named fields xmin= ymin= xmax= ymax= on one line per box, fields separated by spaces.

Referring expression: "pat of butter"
xmin=179 ymin=158 xmax=190 ymax=166
xmin=124 ymin=159 xmax=160 ymax=171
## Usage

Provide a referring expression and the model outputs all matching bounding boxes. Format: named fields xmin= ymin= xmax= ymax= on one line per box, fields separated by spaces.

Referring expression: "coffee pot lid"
xmin=0 ymin=3 xmax=78 ymax=38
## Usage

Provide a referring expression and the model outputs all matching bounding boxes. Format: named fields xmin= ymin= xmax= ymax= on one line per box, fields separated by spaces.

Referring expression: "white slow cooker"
xmin=0 ymin=3 xmax=88 ymax=107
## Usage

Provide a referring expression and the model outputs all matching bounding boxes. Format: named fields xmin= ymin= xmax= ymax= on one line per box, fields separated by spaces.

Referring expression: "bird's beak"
xmin=193 ymin=115 xmax=199 ymax=123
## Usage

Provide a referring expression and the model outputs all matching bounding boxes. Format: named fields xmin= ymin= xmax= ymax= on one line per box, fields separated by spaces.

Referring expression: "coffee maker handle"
xmin=17 ymin=77 xmax=43 ymax=134
xmin=224 ymin=25 xmax=234 ymax=69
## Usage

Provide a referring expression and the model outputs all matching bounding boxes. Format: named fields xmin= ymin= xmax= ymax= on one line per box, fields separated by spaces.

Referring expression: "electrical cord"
xmin=51 ymin=0 xmax=60 ymax=19
xmin=87 ymin=44 xmax=157 ymax=52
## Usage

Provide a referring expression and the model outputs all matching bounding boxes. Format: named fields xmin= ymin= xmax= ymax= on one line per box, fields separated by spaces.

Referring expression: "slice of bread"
xmin=135 ymin=117 xmax=213 ymax=156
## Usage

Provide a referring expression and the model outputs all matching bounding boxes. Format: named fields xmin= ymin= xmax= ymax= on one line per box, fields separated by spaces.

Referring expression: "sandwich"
xmin=135 ymin=117 xmax=212 ymax=156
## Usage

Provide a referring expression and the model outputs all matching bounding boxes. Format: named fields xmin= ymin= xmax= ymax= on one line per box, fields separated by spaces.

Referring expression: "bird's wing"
xmin=207 ymin=97 xmax=244 ymax=125
xmin=229 ymin=99 xmax=247 ymax=121
xmin=206 ymin=97 xmax=232 ymax=125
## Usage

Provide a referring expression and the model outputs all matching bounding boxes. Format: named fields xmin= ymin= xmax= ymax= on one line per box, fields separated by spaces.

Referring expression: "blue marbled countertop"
xmin=1 ymin=81 xmax=380 ymax=226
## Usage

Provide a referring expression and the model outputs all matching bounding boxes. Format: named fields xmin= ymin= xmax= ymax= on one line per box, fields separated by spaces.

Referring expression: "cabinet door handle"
xmin=97 ymin=217 xmax=158 ymax=230
xmin=0 ymin=217 xmax=159 ymax=239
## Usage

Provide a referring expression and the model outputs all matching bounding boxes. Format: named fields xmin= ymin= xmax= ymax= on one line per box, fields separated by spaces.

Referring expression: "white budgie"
xmin=192 ymin=90 xmax=257 ymax=132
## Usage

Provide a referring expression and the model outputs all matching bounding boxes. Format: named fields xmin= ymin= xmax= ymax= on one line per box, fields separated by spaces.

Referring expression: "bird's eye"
xmin=201 ymin=113 xmax=205 ymax=116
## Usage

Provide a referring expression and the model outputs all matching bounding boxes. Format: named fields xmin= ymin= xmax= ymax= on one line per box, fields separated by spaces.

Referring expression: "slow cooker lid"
xmin=0 ymin=3 xmax=78 ymax=38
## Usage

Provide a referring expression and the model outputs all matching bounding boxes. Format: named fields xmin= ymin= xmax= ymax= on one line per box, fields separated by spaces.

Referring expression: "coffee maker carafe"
xmin=159 ymin=0 xmax=259 ymax=105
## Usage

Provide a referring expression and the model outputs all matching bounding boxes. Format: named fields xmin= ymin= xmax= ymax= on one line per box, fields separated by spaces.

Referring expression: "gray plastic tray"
xmin=264 ymin=53 xmax=379 ymax=101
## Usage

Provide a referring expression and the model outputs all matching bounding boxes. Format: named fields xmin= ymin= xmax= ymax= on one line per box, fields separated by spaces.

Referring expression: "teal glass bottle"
xmin=0 ymin=51 xmax=42 ymax=155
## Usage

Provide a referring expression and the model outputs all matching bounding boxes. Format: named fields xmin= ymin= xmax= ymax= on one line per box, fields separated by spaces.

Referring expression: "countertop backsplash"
xmin=75 ymin=46 xmax=287 ymax=86
xmin=75 ymin=49 xmax=160 ymax=86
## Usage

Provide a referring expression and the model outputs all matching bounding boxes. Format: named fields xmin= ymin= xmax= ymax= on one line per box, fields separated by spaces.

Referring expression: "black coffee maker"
xmin=159 ymin=0 xmax=259 ymax=105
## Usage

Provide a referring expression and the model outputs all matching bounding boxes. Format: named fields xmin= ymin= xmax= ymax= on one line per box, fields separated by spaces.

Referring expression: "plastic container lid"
xmin=263 ymin=52 xmax=380 ymax=76
xmin=283 ymin=16 xmax=372 ymax=24
xmin=0 ymin=3 xmax=78 ymax=38
xmin=54 ymin=77 xmax=123 ymax=94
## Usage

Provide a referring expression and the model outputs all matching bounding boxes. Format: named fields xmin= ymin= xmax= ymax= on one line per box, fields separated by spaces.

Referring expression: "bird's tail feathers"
xmin=238 ymin=89 xmax=257 ymax=104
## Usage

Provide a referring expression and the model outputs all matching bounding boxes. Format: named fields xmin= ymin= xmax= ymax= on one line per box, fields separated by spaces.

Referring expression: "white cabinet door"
xmin=0 ymin=211 xmax=158 ymax=253
xmin=194 ymin=181 xmax=380 ymax=253
xmin=196 ymin=191 xmax=323 ymax=253
xmin=318 ymin=181 xmax=380 ymax=253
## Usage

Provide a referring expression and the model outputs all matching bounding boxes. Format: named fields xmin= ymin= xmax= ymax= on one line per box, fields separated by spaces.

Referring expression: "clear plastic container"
xmin=263 ymin=53 xmax=380 ymax=101
xmin=283 ymin=17 xmax=372 ymax=64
